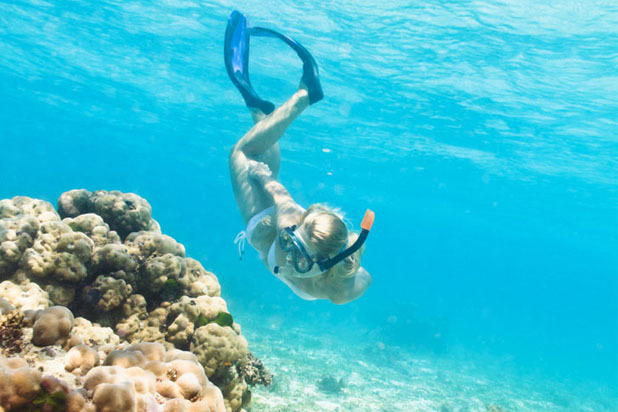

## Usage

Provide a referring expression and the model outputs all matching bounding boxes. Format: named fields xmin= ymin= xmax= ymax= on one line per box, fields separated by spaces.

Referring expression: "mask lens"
xmin=293 ymin=251 xmax=312 ymax=273
xmin=279 ymin=227 xmax=314 ymax=273
xmin=279 ymin=230 xmax=295 ymax=251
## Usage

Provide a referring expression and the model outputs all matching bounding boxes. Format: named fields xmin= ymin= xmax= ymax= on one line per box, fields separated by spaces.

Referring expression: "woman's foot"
xmin=297 ymin=44 xmax=323 ymax=105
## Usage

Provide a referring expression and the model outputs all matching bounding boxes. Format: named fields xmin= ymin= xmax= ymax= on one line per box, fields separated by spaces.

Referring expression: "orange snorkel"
xmin=317 ymin=209 xmax=375 ymax=272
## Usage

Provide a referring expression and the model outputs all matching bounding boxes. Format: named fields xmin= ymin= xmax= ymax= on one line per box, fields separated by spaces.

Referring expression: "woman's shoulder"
xmin=274 ymin=200 xmax=305 ymax=229
xmin=322 ymin=267 xmax=372 ymax=304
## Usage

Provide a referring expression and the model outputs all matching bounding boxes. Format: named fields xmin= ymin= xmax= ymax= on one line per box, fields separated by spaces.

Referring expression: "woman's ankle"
xmin=250 ymin=108 xmax=267 ymax=123
xmin=294 ymin=88 xmax=310 ymax=108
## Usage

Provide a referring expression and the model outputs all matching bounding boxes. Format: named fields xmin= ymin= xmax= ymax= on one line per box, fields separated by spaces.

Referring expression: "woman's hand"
xmin=247 ymin=161 xmax=272 ymax=182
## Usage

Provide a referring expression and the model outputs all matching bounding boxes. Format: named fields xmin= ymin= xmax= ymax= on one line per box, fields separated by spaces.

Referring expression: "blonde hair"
xmin=299 ymin=204 xmax=365 ymax=280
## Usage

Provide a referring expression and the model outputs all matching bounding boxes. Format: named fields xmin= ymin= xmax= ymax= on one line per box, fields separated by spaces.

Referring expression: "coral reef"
xmin=0 ymin=339 xmax=228 ymax=412
xmin=0 ymin=190 xmax=271 ymax=412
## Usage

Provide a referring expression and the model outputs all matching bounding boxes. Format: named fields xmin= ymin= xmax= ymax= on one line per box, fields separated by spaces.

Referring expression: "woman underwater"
xmin=225 ymin=11 xmax=374 ymax=304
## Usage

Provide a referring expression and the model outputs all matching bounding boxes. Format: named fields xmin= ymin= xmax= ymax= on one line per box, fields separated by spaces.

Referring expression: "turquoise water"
xmin=1 ymin=0 xmax=617 ymax=410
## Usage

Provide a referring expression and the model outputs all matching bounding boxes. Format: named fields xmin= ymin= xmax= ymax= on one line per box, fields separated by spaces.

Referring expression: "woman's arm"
xmin=285 ymin=267 xmax=372 ymax=304
xmin=249 ymin=162 xmax=303 ymax=228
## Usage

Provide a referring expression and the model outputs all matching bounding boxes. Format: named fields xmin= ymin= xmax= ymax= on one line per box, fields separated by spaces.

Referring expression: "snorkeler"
xmin=226 ymin=11 xmax=373 ymax=304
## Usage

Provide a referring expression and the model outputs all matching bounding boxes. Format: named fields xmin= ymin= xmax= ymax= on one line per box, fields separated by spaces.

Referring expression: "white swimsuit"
xmin=239 ymin=206 xmax=317 ymax=301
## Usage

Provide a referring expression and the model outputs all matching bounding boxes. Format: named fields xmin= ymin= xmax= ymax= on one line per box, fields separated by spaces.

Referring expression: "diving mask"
xmin=276 ymin=209 xmax=375 ymax=277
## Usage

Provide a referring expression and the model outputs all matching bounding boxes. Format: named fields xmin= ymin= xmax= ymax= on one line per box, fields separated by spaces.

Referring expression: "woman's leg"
xmin=229 ymin=88 xmax=310 ymax=224
xmin=235 ymin=87 xmax=309 ymax=160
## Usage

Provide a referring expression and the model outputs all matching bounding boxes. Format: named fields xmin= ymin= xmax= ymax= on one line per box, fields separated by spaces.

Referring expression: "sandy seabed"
xmin=238 ymin=314 xmax=616 ymax=412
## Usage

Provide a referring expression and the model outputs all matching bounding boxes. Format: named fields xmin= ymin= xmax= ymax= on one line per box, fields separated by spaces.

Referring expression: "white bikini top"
xmin=239 ymin=205 xmax=316 ymax=300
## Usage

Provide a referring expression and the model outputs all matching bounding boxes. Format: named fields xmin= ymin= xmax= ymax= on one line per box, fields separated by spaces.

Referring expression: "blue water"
xmin=1 ymin=0 xmax=617 ymax=408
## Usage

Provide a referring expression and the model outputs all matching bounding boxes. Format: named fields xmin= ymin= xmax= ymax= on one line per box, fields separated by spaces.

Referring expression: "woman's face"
xmin=280 ymin=225 xmax=324 ymax=277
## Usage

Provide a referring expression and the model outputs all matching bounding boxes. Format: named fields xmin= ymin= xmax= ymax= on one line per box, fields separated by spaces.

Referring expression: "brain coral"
xmin=32 ymin=305 xmax=75 ymax=347
xmin=0 ymin=214 xmax=39 ymax=274
xmin=58 ymin=190 xmax=153 ymax=239
xmin=20 ymin=221 xmax=93 ymax=288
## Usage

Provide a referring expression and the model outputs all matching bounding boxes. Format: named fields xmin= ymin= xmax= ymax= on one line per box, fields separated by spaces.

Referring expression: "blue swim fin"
xmin=224 ymin=11 xmax=275 ymax=114
xmin=224 ymin=11 xmax=324 ymax=111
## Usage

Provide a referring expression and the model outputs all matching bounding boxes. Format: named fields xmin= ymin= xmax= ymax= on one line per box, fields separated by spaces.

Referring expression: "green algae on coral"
xmin=28 ymin=390 xmax=66 ymax=412
xmin=214 ymin=311 xmax=234 ymax=327
xmin=197 ymin=314 xmax=209 ymax=327
xmin=161 ymin=278 xmax=182 ymax=301
xmin=196 ymin=312 xmax=234 ymax=328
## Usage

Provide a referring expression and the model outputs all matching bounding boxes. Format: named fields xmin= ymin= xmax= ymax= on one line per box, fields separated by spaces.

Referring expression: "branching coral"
xmin=239 ymin=352 xmax=272 ymax=387
xmin=0 ymin=310 xmax=24 ymax=356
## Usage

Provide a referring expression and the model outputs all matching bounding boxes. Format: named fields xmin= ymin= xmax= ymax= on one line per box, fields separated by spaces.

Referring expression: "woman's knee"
xmin=229 ymin=145 xmax=238 ymax=162
xmin=230 ymin=146 xmax=257 ymax=175
xmin=229 ymin=143 xmax=248 ymax=163
xmin=230 ymin=138 xmax=253 ymax=158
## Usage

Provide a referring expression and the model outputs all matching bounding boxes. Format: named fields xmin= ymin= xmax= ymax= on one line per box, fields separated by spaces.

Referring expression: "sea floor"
xmin=237 ymin=313 xmax=616 ymax=412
